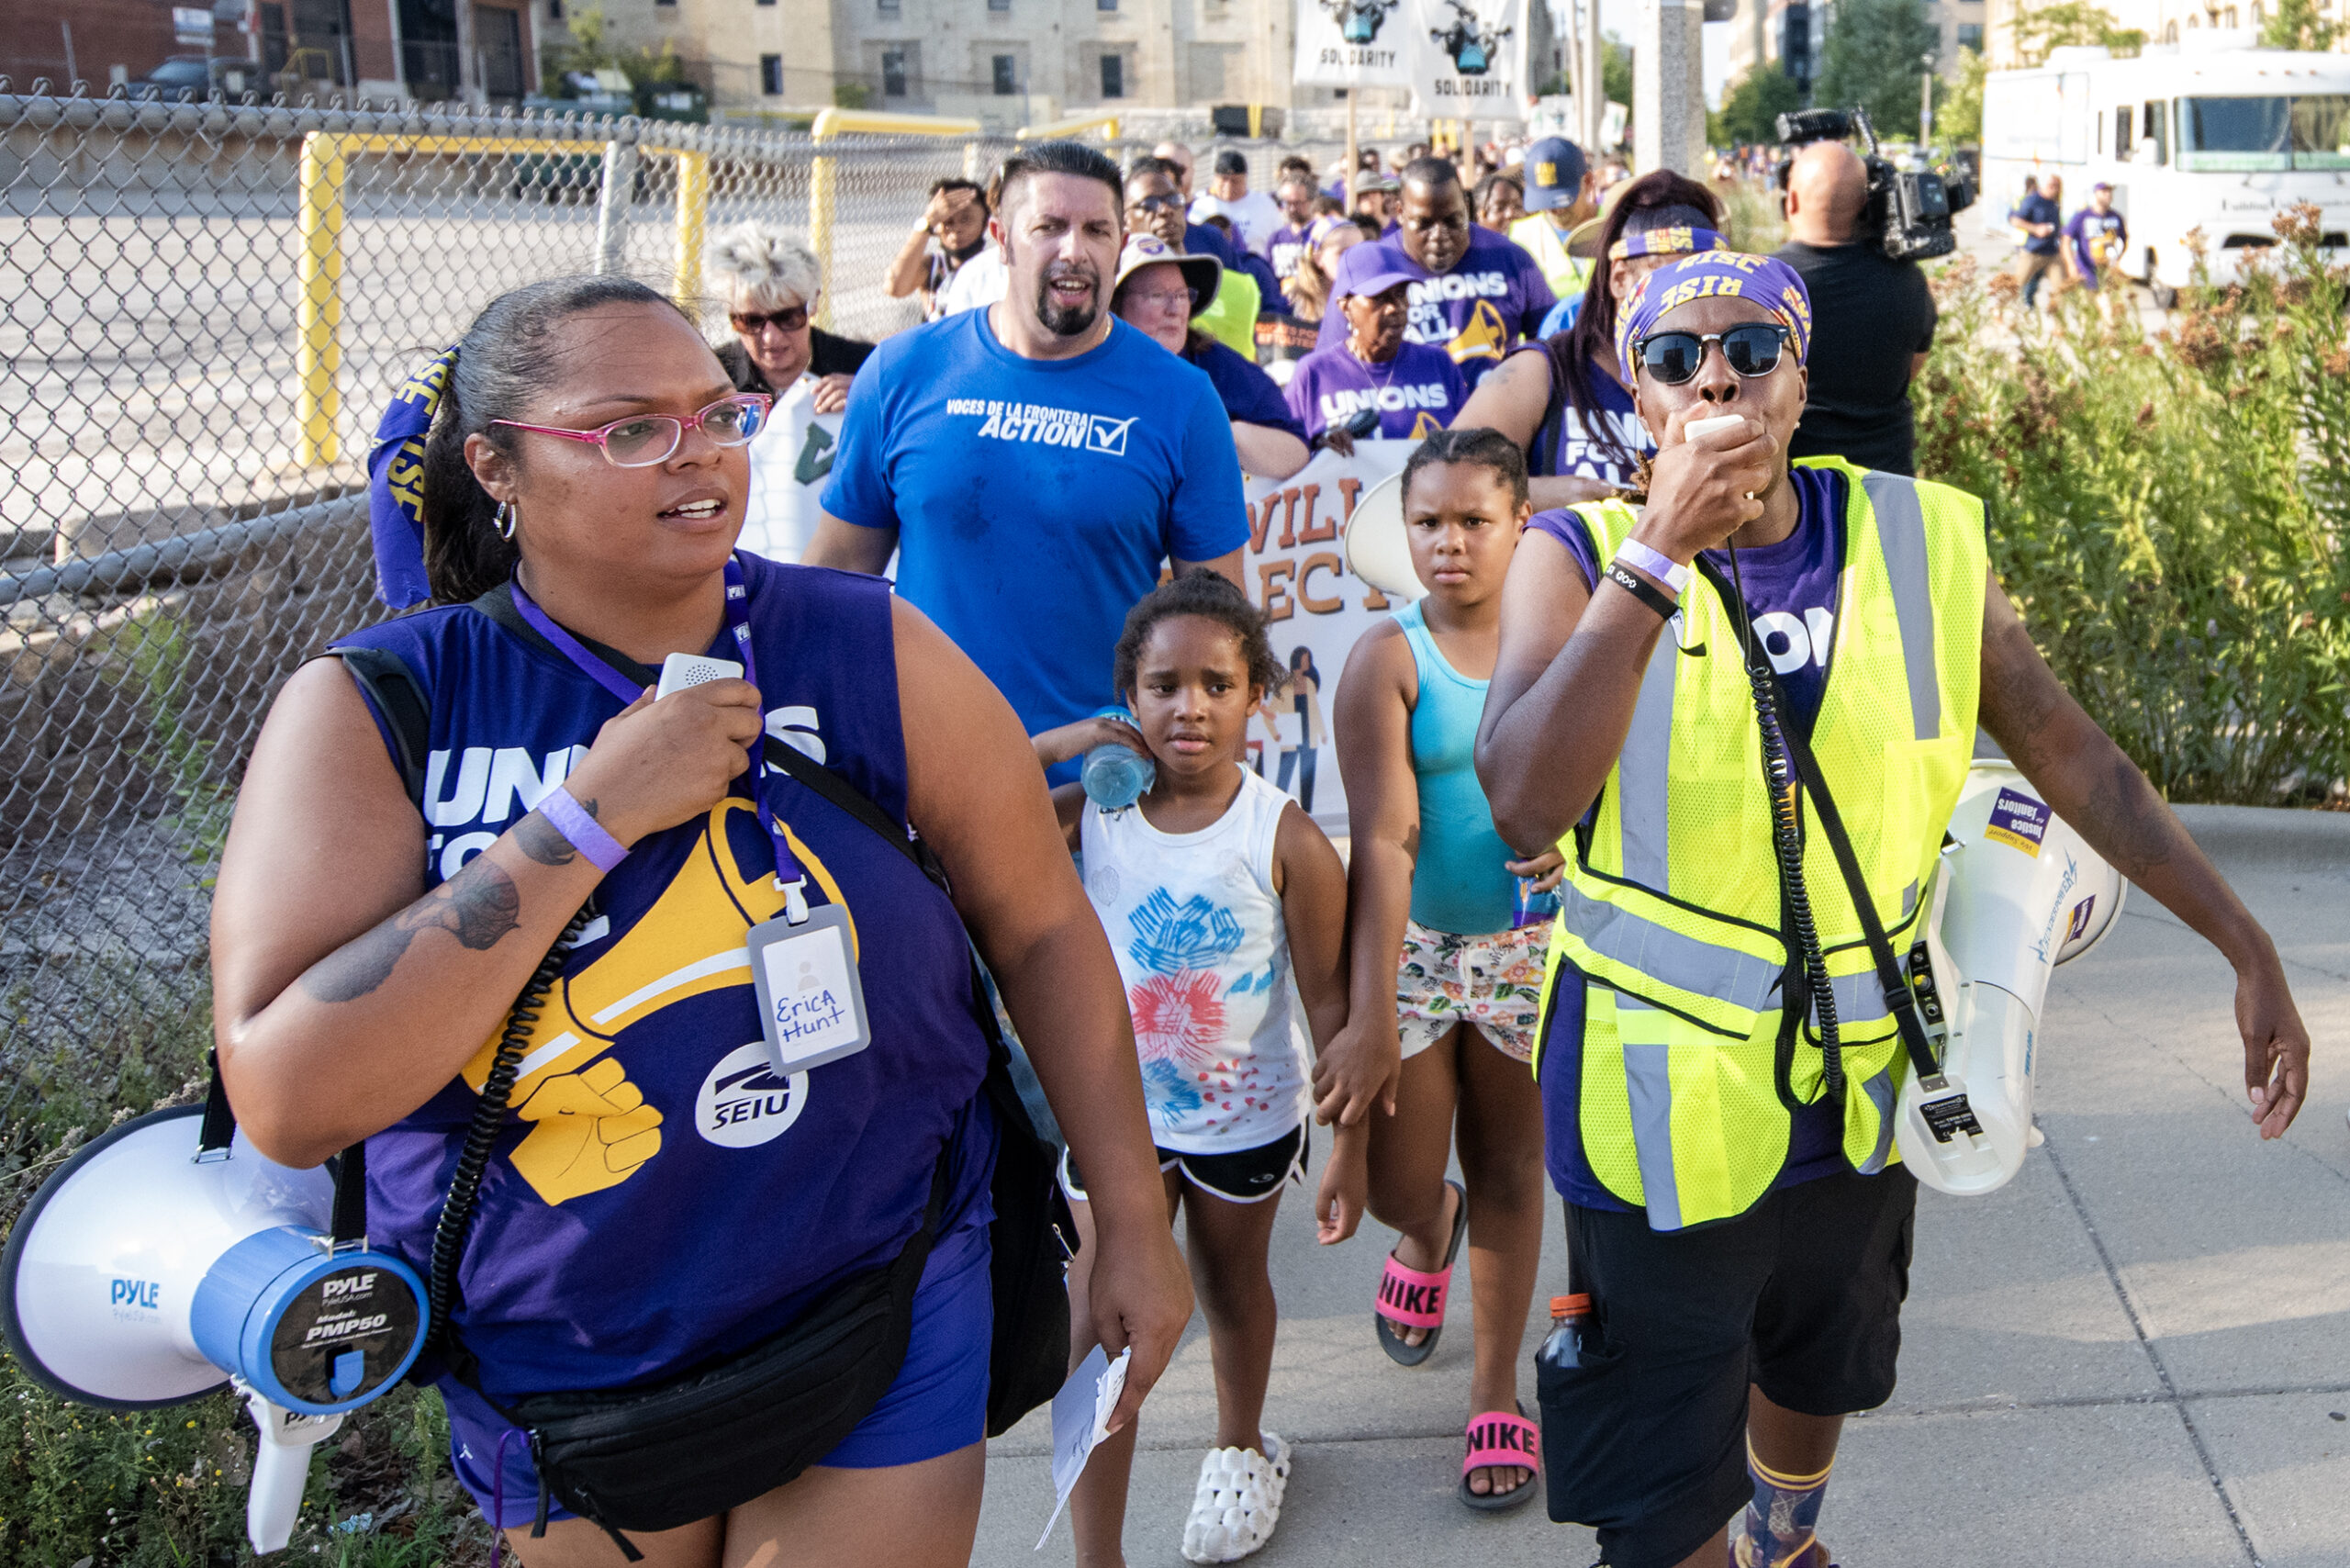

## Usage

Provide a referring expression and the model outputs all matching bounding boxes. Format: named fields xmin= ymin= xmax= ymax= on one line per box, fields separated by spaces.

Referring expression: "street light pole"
xmin=1919 ymin=50 xmax=1936 ymax=143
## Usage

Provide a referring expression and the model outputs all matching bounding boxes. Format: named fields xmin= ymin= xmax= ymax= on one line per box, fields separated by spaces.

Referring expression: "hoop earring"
xmin=493 ymin=500 xmax=517 ymax=542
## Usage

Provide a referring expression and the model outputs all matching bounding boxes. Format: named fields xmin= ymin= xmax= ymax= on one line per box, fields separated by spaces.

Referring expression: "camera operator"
xmin=1772 ymin=140 xmax=1937 ymax=477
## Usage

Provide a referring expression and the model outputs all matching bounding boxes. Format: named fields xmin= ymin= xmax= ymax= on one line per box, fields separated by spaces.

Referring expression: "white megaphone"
xmin=1895 ymin=760 xmax=2125 ymax=1195
xmin=1339 ymin=471 xmax=1426 ymax=601
xmin=0 ymin=1101 xmax=428 ymax=1553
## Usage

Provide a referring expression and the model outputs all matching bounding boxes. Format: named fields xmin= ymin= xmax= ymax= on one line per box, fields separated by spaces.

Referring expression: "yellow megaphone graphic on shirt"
xmin=1447 ymin=300 xmax=1508 ymax=367
xmin=455 ymin=797 xmax=857 ymax=1205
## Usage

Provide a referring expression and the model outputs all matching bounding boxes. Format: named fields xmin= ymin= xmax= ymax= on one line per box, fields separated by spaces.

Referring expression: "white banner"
xmin=1413 ymin=0 xmax=1530 ymax=121
xmin=1295 ymin=0 xmax=1528 ymax=119
xmin=1239 ymin=441 xmax=1415 ymax=836
xmin=1294 ymin=0 xmax=1418 ymax=87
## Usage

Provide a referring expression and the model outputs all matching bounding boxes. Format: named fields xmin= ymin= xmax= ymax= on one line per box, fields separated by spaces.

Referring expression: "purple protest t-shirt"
xmin=1529 ymin=465 xmax=1857 ymax=1214
xmin=1285 ymin=341 xmax=1469 ymax=443
xmin=1315 ymin=231 xmax=1557 ymax=388
xmin=1268 ymin=222 xmax=1312 ymax=284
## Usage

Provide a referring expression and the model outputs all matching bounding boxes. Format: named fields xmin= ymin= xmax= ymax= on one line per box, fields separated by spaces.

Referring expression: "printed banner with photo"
xmin=1240 ymin=440 xmax=1415 ymax=837
xmin=1293 ymin=0 xmax=1529 ymax=120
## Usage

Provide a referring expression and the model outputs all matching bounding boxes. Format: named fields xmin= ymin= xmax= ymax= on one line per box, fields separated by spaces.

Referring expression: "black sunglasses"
xmin=1126 ymin=194 xmax=1185 ymax=214
xmin=1635 ymin=323 xmax=1791 ymax=386
xmin=730 ymin=305 xmax=809 ymax=333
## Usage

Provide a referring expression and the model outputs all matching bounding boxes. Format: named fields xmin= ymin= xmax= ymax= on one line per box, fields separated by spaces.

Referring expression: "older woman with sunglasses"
xmin=1477 ymin=252 xmax=2311 ymax=1568
xmin=214 ymin=274 xmax=1194 ymax=1568
xmin=707 ymin=223 xmax=878 ymax=562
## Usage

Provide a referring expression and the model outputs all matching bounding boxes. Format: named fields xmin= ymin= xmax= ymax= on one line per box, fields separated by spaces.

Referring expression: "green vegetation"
xmin=1935 ymin=46 xmax=1986 ymax=150
xmin=1818 ymin=0 xmax=1941 ymax=140
xmin=1710 ymin=66 xmax=1807 ymax=148
xmin=2259 ymin=0 xmax=2338 ymax=51
xmin=1915 ymin=210 xmax=2350 ymax=803
xmin=2010 ymin=0 xmax=2145 ymax=63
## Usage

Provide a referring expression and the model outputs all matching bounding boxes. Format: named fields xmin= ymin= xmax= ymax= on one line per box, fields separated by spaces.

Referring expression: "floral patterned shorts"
xmin=1395 ymin=920 xmax=1550 ymax=1064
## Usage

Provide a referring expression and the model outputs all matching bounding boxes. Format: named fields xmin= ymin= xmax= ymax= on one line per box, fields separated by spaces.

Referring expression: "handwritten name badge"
xmin=745 ymin=904 xmax=872 ymax=1074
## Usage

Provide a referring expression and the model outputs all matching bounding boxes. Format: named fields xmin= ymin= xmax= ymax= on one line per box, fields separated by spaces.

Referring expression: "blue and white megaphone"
xmin=1895 ymin=760 xmax=2126 ymax=1195
xmin=0 ymin=1094 xmax=427 ymax=1553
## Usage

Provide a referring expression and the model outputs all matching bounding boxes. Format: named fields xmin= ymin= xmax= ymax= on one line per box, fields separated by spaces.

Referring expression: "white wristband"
xmin=1615 ymin=538 xmax=1691 ymax=594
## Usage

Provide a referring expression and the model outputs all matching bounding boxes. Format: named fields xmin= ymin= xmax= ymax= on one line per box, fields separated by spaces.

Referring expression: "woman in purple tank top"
xmin=209 ymin=276 xmax=1192 ymax=1565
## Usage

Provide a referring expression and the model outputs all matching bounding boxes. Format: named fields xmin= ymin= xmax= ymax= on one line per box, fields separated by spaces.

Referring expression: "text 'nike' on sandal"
xmin=1459 ymin=1406 xmax=1540 ymax=1512
xmin=1374 ymin=1177 xmax=1468 ymax=1367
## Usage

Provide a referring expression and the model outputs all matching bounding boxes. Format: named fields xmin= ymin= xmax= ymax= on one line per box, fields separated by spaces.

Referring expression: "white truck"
xmin=1980 ymin=41 xmax=2350 ymax=304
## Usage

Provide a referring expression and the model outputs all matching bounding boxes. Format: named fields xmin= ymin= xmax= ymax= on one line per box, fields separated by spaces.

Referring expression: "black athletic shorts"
xmin=1059 ymin=1123 xmax=1307 ymax=1205
xmin=1538 ymin=1166 xmax=1918 ymax=1568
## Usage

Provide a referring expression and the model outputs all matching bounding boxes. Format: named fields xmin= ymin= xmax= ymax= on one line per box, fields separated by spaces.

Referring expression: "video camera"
xmin=1774 ymin=106 xmax=1975 ymax=263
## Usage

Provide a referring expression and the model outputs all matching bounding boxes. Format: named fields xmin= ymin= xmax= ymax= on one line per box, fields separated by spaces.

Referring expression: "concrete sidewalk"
xmin=975 ymin=830 xmax=2350 ymax=1568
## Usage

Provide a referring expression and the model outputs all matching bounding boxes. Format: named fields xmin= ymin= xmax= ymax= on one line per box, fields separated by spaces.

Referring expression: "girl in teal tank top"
xmin=1324 ymin=431 xmax=1559 ymax=1513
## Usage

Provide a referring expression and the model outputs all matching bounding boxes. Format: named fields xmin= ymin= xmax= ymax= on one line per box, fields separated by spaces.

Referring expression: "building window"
xmin=1099 ymin=0 xmax=1117 ymax=10
xmin=760 ymin=53 xmax=783 ymax=94
xmin=989 ymin=0 xmax=1011 ymax=14
xmin=1955 ymin=21 xmax=1982 ymax=48
xmin=992 ymin=53 xmax=1017 ymax=93
xmin=547 ymin=0 xmax=562 ymax=18
xmin=1101 ymin=53 xmax=1124 ymax=97
xmin=881 ymin=50 xmax=909 ymax=95
xmin=878 ymin=0 xmax=899 ymax=12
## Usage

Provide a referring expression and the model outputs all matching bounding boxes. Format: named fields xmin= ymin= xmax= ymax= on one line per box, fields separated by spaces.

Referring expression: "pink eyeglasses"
xmin=489 ymin=393 xmax=773 ymax=469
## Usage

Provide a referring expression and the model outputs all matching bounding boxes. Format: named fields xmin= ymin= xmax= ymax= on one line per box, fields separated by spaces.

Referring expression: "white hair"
xmin=706 ymin=222 xmax=821 ymax=314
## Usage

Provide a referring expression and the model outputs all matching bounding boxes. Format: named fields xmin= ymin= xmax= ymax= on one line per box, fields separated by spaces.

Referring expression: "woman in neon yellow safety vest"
xmin=1473 ymin=250 xmax=2314 ymax=1568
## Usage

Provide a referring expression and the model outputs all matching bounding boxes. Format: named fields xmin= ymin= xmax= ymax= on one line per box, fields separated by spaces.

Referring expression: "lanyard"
xmin=509 ymin=555 xmax=811 ymax=924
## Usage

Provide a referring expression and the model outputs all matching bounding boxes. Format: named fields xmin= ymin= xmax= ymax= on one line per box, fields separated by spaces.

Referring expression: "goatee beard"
xmin=1034 ymin=277 xmax=1100 ymax=338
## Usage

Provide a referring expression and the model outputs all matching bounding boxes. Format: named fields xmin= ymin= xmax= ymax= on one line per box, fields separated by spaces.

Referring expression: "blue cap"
xmin=1345 ymin=264 xmax=1420 ymax=302
xmin=1523 ymin=137 xmax=1587 ymax=212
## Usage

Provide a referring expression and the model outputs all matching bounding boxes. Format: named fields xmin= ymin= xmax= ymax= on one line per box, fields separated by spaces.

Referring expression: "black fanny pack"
xmin=333 ymin=631 xmax=1073 ymax=1562
xmin=473 ymin=1154 xmax=951 ymax=1549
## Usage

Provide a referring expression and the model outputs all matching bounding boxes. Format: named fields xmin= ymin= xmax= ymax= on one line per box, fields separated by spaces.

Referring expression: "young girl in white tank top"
xmin=1030 ymin=570 xmax=1360 ymax=1567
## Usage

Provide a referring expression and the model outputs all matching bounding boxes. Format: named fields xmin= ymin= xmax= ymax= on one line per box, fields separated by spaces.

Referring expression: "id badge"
xmin=744 ymin=904 xmax=872 ymax=1074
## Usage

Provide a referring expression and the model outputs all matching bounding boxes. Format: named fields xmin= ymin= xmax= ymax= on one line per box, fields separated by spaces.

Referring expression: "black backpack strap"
xmin=1697 ymin=557 xmax=1942 ymax=1090
xmin=196 ymin=1049 xmax=373 ymax=1242
xmin=330 ymin=644 xmax=431 ymax=811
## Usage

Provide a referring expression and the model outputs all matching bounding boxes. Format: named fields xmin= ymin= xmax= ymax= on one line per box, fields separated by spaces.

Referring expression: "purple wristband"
xmin=538 ymin=786 xmax=629 ymax=873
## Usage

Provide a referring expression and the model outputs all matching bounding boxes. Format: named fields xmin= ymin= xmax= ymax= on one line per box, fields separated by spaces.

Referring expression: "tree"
xmin=1711 ymin=65 xmax=1807 ymax=146
xmin=2260 ymin=0 xmax=2338 ymax=50
xmin=1817 ymin=0 xmax=1940 ymax=140
xmin=1936 ymin=45 xmax=1986 ymax=147
xmin=2011 ymin=2 xmax=2144 ymax=64
xmin=1603 ymin=33 xmax=1634 ymax=108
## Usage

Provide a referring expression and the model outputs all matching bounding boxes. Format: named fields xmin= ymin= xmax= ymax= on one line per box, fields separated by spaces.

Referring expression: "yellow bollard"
xmin=809 ymin=143 xmax=838 ymax=330
xmin=673 ymin=151 xmax=711 ymax=312
xmin=295 ymin=131 xmax=347 ymax=470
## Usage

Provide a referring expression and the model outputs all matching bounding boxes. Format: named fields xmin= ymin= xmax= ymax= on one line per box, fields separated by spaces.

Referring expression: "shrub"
xmin=1913 ymin=207 xmax=2350 ymax=804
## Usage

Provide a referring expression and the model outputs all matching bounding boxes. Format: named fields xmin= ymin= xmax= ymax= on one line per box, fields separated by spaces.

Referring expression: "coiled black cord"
xmin=1725 ymin=540 xmax=1844 ymax=1104
xmin=427 ymin=907 xmax=591 ymax=1352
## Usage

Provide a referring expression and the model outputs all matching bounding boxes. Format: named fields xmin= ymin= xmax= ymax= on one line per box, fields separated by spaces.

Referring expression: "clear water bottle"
xmin=1536 ymin=1293 xmax=1596 ymax=1372
xmin=1081 ymin=706 xmax=1155 ymax=812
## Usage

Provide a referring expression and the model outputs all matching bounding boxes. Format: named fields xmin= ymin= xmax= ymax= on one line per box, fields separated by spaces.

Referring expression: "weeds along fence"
xmin=0 ymin=91 xmax=1065 ymax=1148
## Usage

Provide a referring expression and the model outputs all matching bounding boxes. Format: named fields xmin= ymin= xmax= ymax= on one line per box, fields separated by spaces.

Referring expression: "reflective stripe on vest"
xmin=1542 ymin=458 xmax=1987 ymax=1229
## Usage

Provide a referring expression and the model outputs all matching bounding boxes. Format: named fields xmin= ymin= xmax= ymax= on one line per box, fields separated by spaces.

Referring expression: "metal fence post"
xmin=595 ymin=138 xmax=639 ymax=275
xmin=295 ymin=130 xmax=347 ymax=469
xmin=810 ymin=133 xmax=839 ymax=330
xmin=671 ymin=149 xmax=711 ymax=308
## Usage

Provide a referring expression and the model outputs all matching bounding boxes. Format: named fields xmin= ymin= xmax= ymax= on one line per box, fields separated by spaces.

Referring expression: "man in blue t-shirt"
xmin=1318 ymin=157 xmax=1555 ymax=389
xmin=2009 ymin=173 xmax=2065 ymax=310
xmin=2064 ymin=181 xmax=2128 ymax=290
xmin=810 ymin=140 xmax=1250 ymax=780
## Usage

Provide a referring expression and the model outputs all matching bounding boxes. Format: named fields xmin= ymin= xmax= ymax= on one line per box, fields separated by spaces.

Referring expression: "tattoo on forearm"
xmin=513 ymin=796 xmax=599 ymax=867
xmin=2076 ymin=754 xmax=2177 ymax=880
xmin=298 ymin=856 xmax=524 ymax=1003
xmin=1984 ymin=621 xmax=2063 ymax=771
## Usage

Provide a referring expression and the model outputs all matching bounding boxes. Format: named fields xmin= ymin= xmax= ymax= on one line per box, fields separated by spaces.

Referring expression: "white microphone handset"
xmin=655 ymin=652 xmax=744 ymax=700
xmin=240 ymin=1382 xmax=344 ymax=1552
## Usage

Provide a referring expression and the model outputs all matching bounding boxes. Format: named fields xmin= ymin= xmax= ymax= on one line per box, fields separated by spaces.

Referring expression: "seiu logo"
xmin=111 ymin=1278 xmax=160 ymax=1310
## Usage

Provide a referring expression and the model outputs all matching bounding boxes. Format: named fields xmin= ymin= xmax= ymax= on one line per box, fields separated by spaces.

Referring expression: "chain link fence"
xmin=0 ymin=86 xmax=1365 ymax=1143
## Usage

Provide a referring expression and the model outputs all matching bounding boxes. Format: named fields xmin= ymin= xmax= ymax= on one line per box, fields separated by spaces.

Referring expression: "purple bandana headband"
xmin=1615 ymin=251 xmax=1815 ymax=379
xmin=367 ymin=345 xmax=458 ymax=608
xmin=1606 ymin=225 xmax=1729 ymax=262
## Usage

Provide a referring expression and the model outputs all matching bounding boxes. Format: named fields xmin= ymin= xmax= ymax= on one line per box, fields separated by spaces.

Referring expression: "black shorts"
xmin=1059 ymin=1123 xmax=1306 ymax=1206
xmin=1539 ymin=1167 xmax=1918 ymax=1568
